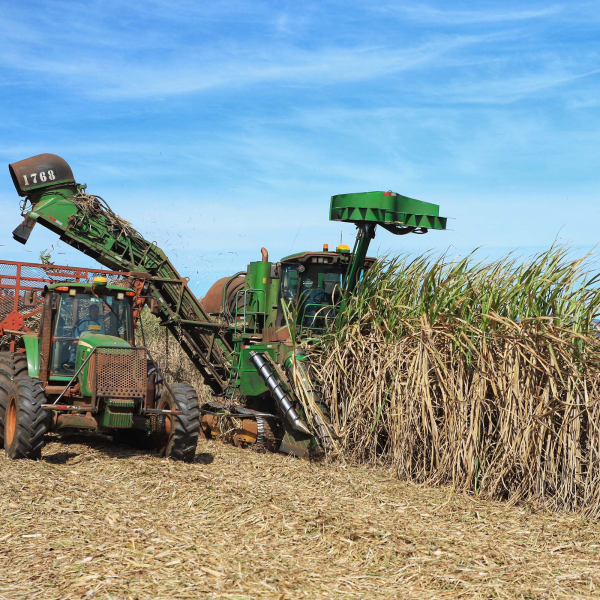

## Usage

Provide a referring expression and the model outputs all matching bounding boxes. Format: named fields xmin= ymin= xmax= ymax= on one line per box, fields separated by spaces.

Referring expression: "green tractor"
xmin=0 ymin=275 xmax=200 ymax=461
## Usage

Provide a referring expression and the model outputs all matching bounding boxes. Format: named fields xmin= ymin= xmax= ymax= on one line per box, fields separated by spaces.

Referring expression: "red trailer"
xmin=0 ymin=260 xmax=126 ymax=352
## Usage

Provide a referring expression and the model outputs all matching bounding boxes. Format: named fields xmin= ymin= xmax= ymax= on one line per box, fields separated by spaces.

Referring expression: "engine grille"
xmin=90 ymin=347 xmax=147 ymax=398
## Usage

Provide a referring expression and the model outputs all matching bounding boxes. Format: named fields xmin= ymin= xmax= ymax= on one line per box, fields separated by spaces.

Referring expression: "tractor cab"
xmin=48 ymin=278 xmax=135 ymax=378
xmin=205 ymin=244 xmax=378 ymax=338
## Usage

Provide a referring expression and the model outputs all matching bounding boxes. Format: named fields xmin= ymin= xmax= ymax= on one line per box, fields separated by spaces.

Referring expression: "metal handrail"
xmin=234 ymin=288 xmax=266 ymax=335
xmin=299 ymin=303 xmax=336 ymax=334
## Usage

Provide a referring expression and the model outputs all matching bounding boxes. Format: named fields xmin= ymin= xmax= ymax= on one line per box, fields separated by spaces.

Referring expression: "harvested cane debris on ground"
xmin=1 ymin=435 xmax=600 ymax=600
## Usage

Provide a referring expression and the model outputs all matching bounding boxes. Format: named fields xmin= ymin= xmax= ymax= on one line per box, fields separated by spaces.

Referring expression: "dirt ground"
xmin=1 ymin=434 xmax=600 ymax=600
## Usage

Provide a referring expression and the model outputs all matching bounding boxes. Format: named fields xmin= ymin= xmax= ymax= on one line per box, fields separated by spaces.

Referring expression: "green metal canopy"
xmin=330 ymin=191 xmax=447 ymax=231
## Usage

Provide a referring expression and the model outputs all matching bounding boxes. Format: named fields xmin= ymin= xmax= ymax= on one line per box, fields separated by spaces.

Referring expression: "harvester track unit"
xmin=4 ymin=153 xmax=448 ymax=459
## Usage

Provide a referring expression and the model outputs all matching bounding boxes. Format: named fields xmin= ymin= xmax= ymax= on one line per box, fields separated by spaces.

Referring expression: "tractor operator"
xmin=75 ymin=303 xmax=105 ymax=336
xmin=64 ymin=304 xmax=105 ymax=370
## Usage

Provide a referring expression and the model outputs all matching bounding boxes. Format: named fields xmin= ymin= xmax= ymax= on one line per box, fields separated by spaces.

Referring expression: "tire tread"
xmin=0 ymin=352 xmax=30 ymax=447
xmin=162 ymin=383 xmax=200 ymax=462
xmin=4 ymin=374 xmax=49 ymax=460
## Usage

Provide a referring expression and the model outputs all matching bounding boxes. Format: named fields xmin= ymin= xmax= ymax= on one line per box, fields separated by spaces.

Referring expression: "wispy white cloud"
xmin=1 ymin=0 xmax=600 ymax=296
xmin=374 ymin=3 xmax=564 ymax=25
xmin=0 ymin=27 xmax=498 ymax=99
xmin=428 ymin=65 xmax=600 ymax=104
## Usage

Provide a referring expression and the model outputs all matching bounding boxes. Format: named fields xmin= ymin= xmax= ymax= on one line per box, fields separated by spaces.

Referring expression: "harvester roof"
xmin=280 ymin=250 xmax=376 ymax=266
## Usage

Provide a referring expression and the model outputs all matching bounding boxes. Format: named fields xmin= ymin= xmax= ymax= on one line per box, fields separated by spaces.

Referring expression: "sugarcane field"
xmin=2 ymin=3 xmax=600 ymax=599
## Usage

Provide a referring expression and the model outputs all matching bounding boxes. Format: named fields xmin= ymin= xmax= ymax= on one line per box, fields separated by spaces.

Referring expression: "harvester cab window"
xmin=299 ymin=265 xmax=343 ymax=330
xmin=280 ymin=266 xmax=300 ymax=304
xmin=52 ymin=292 xmax=133 ymax=376
xmin=280 ymin=262 xmax=344 ymax=330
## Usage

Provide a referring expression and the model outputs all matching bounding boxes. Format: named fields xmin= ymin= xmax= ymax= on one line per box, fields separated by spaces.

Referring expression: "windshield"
xmin=280 ymin=262 xmax=344 ymax=330
xmin=51 ymin=292 xmax=133 ymax=376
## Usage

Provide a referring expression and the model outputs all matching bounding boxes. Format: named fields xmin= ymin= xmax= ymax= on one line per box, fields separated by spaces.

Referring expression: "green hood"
xmin=76 ymin=333 xmax=132 ymax=397
xmin=78 ymin=332 xmax=131 ymax=350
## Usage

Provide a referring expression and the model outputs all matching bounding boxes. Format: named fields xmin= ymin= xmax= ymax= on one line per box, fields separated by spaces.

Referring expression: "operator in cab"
xmin=63 ymin=303 xmax=106 ymax=370
xmin=75 ymin=303 xmax=105 ymax=336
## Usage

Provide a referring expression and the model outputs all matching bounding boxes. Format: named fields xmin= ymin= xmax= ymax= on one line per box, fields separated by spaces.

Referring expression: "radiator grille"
xmin=92 ymin=347 xmax=147 ymax=398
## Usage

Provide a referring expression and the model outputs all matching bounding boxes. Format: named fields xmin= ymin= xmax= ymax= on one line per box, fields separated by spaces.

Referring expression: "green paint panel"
xmin=266 ymin=277 xmax=280 ymax=329
xmin=99 ymin=408 xmax=133 ymax=428
xmin=22 ymin=334 xmax=39 ymax=377
xmin=243 ymin=261 xmax=272 ymax=330
xmin=29 ymin=191 xmax=80 ymax=231
xmin=236 ymin=344 xmax=278 ymax=396
xmin=330 ymin=190 xmax=447 ymax=230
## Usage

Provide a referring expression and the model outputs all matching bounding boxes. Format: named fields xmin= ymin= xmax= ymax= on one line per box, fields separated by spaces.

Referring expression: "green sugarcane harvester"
xmin=4 ymin=153 xmax=447 ymax=459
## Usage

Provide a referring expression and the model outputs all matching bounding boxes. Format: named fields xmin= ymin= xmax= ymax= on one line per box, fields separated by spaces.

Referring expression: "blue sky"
xmin=1 ymin=0 xmax=599 ymax=294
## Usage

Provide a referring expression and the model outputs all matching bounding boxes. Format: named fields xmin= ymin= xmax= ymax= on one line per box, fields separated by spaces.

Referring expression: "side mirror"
xmin=148 ymin=298 xmax=160 ymax=316
xmin=23 ymin=290 xmax=36 ymax=306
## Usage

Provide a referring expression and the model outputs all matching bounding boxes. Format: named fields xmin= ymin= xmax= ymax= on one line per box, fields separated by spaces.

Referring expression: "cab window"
xmin=279 ymin=262 xmax=344 ymax=330
xmin=51 ymin=292 xmax=132 ymax=376
xmin=281 ymin=266 xmax=300 ymax=303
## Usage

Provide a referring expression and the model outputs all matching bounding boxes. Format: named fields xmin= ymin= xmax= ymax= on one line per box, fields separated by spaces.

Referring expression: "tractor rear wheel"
xmin=0 ymin=352 xmax=29 ymax=447
xmin=153 ymin=383 xmax=200 ymax=462
xmin=3 ymin=376 xmax=49 ymax=460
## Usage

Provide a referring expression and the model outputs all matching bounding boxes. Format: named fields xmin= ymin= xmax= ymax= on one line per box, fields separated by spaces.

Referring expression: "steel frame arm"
xmin=342 ymin=223 xmax=376 ymax=298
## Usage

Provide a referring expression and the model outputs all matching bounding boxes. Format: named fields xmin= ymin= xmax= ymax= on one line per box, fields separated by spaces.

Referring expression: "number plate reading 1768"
xmin=9 ymin=153 xmax=75 ymax=197
xmin=22 ymin=170 xmax=57 ymax=186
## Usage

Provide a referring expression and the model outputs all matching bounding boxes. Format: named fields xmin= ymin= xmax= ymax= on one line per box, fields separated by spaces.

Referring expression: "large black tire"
xmin=147 ymin=360 xmax=164 ymax=404
xmin=154 ymin=383 xmax=200 ymax=462
xmin=3 ymin=376 xmax=49 ymax=460
xmin=0 ymin=352 xmax=28 ymax=378
xmin=0 ymin=352 xmax=29 ymax=447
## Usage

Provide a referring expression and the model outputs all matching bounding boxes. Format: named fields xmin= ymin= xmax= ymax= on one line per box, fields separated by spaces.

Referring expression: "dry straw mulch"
xmin=71 ymin=194 xmax=138 ymax=240
xmin=2 ymin=434 xmax=600 ymax=599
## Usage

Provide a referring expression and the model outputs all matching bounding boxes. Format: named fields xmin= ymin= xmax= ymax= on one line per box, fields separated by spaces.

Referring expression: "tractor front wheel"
xmin=153 ymin=383 xmax=200 ymax=462
xmin=3 ymin=376 xmax=49 ymax=460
